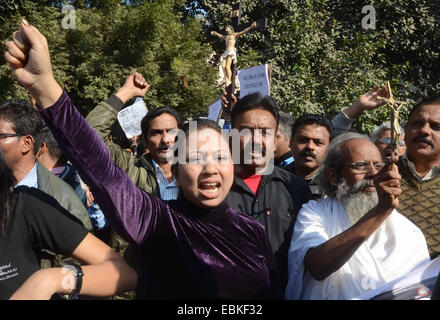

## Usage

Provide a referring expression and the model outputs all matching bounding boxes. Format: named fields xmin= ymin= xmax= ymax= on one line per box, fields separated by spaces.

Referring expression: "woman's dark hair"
xmin=181 ymin=118 xmax=222 ymax=136
xmin=0 ymin=149 xmax=15 ymax=236
xmin=230 ymin=92 xmax=279 ymax=130
xmin=291 ymin=113 xmax=334 ymax=141
xmin=141 ymin=106 xmax=182 ymax=139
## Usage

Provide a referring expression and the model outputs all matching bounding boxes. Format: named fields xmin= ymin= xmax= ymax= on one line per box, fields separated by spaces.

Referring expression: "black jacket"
xmin=224 ymin=166 xmax=312 ymax=291
xmin=278 ymin=161 xmax=323 ymax=200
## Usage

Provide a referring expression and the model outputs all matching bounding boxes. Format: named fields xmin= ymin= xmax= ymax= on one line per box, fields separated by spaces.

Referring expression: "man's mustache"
xmin=300 ymin=150 xmax=316 ymax=159
xmin=244 ymin=141 xmax=266 ymax=156
xmin=413 ymin=136 xmax=433 ymax=147
xmin=351 ymin=179 xmax=374 ymax=193
xmin=157 ymin=144 xmax=171 ymax=151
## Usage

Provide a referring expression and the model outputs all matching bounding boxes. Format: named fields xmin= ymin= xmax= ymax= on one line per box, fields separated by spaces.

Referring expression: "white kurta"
xmin=285 ymin=197 xmax=430 ymax=300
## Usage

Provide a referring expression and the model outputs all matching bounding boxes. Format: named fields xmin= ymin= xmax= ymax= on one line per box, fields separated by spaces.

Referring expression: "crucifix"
xmin=210 ymin=3 xmax=268 ymax=123
xmin=377 ymin=81 xmax=407 ymax=167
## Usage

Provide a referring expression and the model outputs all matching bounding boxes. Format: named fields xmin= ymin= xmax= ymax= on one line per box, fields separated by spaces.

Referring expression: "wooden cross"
xmin=210 ymin=3 xmax=268 ymax=124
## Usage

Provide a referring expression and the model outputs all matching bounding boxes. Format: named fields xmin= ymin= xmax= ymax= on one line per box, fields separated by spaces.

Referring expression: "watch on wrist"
xmin=64 ymin=264 xmax=84 ymax=300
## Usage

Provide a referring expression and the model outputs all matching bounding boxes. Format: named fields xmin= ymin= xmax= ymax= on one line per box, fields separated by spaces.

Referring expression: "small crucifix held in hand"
xmin=377 ymin=81 xmax=407 ymax=167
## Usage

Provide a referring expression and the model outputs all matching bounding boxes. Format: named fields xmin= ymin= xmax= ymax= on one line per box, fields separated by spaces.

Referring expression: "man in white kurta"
xmin=286 ymin=197 xmax=430 ymax=300
xmin=285 ymin=133 xmax=430 ymax=300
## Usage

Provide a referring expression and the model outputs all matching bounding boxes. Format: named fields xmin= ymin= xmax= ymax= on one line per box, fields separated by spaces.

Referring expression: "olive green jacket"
xmin=85 ymin=95 xmax=159 ymax=196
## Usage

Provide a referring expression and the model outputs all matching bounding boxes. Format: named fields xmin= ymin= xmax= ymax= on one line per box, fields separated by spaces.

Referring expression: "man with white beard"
xmin=285 ymin=132 xmax=430 ymax=300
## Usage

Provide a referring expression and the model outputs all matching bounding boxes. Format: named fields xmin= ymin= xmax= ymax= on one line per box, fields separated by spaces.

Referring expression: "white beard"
xmin=335 ymin=178 xmax=391 ymax=239
xmin=335 ymin=178 xmax=379 ymax=225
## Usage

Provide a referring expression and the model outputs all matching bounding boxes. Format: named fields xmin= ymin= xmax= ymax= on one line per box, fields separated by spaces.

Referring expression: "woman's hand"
xmin=4 ymin=19 xmax=62 ymax=108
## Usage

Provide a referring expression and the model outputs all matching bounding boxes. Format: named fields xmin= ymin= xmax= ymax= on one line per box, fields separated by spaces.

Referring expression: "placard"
xmin=117 ymin=97 xmax=148 ymax=139
xmin=238 ymin=64 xmax=270 ymax=98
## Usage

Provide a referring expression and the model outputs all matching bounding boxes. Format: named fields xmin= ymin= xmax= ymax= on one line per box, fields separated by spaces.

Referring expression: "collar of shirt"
xmin=402 ymin=152 xmax=440 ymax=181
xmin=15 ymin=162 xmax=39 ymax=188
xmin=275 ymin=151 xmax=294 ymax=167
xmin=152 ymin=159 xmax=178 ymax=200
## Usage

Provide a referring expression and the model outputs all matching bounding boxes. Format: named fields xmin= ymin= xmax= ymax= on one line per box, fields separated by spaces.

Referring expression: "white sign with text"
xmin=117 ymin=97 xmax=148 ymax=139
xmin=238 ymin=64 xmax=270 ymax=98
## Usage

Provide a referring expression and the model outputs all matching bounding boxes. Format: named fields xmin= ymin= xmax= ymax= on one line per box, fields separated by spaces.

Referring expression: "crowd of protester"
xmin=1 ymin=20 xmax=440 ymax=300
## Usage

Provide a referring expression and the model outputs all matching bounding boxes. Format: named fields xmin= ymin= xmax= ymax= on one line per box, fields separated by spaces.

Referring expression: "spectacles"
xmin=0 ymin=133 xmax=23 ymax=140
xmin=340 ymin=161 xmax=385 ymax=173
xmin=377 ymin=137 xmax=405 ymax=146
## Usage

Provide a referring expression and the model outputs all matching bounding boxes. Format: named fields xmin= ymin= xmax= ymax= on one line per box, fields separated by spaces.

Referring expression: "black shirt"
xmin=0 ymin=187 xmax=88 ymax=299
xmin=224 ymin=166 xmax=312 ymax=291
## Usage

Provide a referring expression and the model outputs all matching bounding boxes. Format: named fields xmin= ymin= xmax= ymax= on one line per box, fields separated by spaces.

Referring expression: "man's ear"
xmin=36 ymin=141 xmax=46 ymax=158
xmin=20 ymin=135 xmax=35 ymax=155
xmin=327 ymin=167 xmax=338 ymax=187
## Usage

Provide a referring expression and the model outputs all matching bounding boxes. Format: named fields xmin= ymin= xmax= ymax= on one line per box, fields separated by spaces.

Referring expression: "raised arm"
xmin=304 ymin=158 xmax=401 ymax=281
xmin=5 ymin=20 xmax=165 ymax=246
xmin=210 ymin=31 xmax=226 ymax=40
xmin=332 ymin=85 xmax=389 ymax=135
xmin=85 ymin=73 xmax=158 ymax=194
xmin=235 ymin=21 xmax=257 ymax=37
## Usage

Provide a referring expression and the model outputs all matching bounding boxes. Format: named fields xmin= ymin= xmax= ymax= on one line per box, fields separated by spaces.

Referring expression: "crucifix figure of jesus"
xmin=377 ymin=81 xmax=407 ymax=168
xmin=211 ymin=21 xmax=257 ymax=87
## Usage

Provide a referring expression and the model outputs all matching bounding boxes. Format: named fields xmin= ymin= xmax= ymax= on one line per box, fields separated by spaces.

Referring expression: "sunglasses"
xmin=377 ymin=137 xmax=405 ymax=146
xmin=0 ymin=133 xmax=24 ymax=140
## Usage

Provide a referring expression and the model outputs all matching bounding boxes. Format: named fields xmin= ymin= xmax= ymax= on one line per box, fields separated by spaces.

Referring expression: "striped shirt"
xmin=15 ymin=162 xmax=39 ymax=188
xmin=152 ymin=160 xmax=178 ymax=200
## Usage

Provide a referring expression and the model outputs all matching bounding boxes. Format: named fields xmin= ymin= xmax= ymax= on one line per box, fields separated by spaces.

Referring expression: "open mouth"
xmin=199 ymin=182 xmax=221 ymax=198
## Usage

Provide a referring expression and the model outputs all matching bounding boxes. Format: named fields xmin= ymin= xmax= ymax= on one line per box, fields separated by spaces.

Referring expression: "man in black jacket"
xmin=224 ymin=93 xmax=312 ymax=291
xmin=274 ymin=112 xmax=295 ymax=171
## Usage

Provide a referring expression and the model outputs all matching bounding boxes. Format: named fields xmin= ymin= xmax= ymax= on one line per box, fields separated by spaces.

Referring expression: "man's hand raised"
xmin=115 ymin=73 xmax=150 ymax=104
xmin=4 ymin=19 xmax=62 ymax=108
xmin=373 ymin=155 xmax=401 ymax=210
xmin=343 ymin=85 xmax=390 ymax=119
xmin=357 ymin=85 xmax=390 ymax=111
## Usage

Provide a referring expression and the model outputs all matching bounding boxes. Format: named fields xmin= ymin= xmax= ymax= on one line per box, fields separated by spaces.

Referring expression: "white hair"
xmin=370 ymin=121 xmax=405 ymax=144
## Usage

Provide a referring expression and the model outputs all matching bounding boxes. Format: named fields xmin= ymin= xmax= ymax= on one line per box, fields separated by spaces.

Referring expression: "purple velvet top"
xmin=39 ymin=91 xmax=280 ymax=299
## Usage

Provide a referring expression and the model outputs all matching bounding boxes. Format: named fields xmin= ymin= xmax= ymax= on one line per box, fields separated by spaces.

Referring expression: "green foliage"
xmin=0 ymin=0 xmax=218 ymax=119
xmin=2 ymin=0 xmax=439 ymax=132
xmin=188 ymin=0 xmax=440 ymax=134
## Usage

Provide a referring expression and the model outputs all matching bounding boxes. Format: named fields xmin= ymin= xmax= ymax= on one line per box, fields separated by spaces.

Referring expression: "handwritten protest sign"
xmin=117 ymin=97 xmax=148 ymax=139
xmin=238 ymin=64 xmax=270 ymax=98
